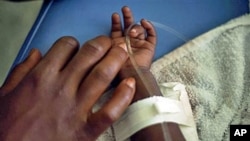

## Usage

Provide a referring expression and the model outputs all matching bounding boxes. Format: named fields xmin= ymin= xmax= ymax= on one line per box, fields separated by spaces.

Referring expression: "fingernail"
xmin=130 ymin=29 xmax=136 ymax=33
xmin=118 ymin=43 xmax=128 ymax=52
xmin=126 ymin=77 xmax=135 ymax=88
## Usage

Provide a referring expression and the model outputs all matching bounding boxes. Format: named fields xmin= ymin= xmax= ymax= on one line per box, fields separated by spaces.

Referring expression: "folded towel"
xmin=151 ymin=14 xmax=250 ymax=141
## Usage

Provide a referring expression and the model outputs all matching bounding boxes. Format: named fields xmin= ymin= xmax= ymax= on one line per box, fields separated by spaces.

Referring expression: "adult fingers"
xmin=36 ymin=36 xmax=79 ymax=72
xmin=76 ymin=43 xmax=128 ymax=113
xmin=62 ymin=36 xmax=112 ymax=90
xmin=86 ymin=77 xmax=135 ymax=137
xmin=122 ymin=6 xmax=134 ymax=31
xmin=0 ymin=49 xmax=41 ymax=96
xmin=111 ymin=13 xmax=123 ymax=38
xmin=141 ymin=19 xmax=157 ymax=45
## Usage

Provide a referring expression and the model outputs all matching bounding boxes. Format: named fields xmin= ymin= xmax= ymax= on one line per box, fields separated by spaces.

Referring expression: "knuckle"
xmin=101 ymin=110 xmax=118 ymax=123
xmin=121 ymin=92 xmax=133 ymax=105
xmin=93 ymin=66 xmax=114 ymax=83
xmin=83 ymin=35 xmax=111 ymax=56
xmin=110 ymin=46 xmax=128 ymax=62
xmin=84 ymin=40 xmax=105 ymax=57
xmin=118 ymin=53 xmax=127 ymax=63
xmin=27 ymin=69 xmax=52 ymax=88
xmin=28 ymin=71 xmax=43 ymax=85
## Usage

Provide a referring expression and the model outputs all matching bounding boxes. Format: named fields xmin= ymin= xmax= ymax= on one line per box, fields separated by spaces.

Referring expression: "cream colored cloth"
xmin=151 ymin=14 xmax=250 ymax=141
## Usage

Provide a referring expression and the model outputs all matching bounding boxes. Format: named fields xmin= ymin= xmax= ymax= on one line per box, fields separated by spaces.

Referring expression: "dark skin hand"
xmin=111 ymin=6 xmax=186 ymax=141
xmin=0 ymin=36 xmax=136 ymax=141
xmin=0 ymin=6 xmax=186 ymax=141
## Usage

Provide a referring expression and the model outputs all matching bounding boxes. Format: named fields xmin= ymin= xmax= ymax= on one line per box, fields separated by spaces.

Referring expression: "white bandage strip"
xmin=113 ymin=96 xmax=191 ymax=141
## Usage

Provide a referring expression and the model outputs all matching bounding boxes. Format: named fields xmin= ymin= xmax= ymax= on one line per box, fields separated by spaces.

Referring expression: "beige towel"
xmin=151 ymin=14 xmax=250 ymax=141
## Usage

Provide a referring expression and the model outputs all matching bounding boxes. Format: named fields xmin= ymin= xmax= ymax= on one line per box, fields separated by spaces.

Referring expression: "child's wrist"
xmin=119 ymin=67 xmax=162 ymax=102
xmin=119 ymin=66 xmax=151 ymax=79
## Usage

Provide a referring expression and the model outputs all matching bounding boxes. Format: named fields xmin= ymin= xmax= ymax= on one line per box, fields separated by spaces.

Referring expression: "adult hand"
xmin=0 ymin=36 xmax=135 ymax=141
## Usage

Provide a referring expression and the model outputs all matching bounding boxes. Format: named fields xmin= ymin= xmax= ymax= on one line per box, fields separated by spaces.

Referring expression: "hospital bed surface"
xmin=12 ymin=0 xmax=249 ymax=67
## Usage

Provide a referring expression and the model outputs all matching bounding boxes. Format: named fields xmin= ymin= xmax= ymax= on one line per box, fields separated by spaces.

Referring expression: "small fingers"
xmin=122 ymin=6 xmax=134 ymax=31
xmin=86 ymin=77 xmax=135 ymax=137
xmin=141 ymin=19 xmax=157 ymax=45
xmin=0 ymin=49 xmax=42 ymax=96
xmin=111 ymin=13 xmax=123 ymax=38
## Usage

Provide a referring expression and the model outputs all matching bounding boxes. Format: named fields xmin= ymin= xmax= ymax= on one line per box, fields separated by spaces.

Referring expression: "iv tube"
xmin=124 ymin=21 xmax=190 ymax=141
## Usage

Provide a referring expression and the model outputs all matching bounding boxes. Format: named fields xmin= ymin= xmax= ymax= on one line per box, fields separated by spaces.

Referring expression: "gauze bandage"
xmin=113 ymin=95 xmax=191 ymax=141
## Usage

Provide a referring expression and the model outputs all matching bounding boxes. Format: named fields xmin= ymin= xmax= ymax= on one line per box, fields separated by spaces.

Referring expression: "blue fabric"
xmin=12 ymin=0 xmax=249 ymax=67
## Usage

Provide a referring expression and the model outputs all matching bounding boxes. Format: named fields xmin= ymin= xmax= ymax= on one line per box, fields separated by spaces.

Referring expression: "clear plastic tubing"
xmin=125 ymin=20 xmax=190 ymax=141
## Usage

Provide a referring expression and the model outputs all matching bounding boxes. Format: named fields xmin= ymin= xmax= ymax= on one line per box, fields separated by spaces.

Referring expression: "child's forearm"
xmin=121 ymin=68 xmax=162 ymax=102
xmin=131 ymin=122 xmax=185 ymax=141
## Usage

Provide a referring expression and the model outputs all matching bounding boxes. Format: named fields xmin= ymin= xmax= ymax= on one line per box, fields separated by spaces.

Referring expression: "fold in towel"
xmin=151 ymin=14 xmax=250 ymax=141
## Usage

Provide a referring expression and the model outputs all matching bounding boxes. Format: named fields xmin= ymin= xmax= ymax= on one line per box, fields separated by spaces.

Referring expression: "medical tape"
xmin=113 ymin=96 xmax=191 ymax=141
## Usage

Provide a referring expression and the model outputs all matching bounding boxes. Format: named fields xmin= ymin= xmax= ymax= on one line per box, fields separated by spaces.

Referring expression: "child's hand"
xmin=110 ymin=8 xmax=185 ymax=141
xmin=110 ymin=6 xmax=157 ymax=78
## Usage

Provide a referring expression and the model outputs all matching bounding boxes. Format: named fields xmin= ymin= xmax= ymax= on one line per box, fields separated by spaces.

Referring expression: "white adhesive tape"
xmin=113 ymin=96 xmax=190 ymax=141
